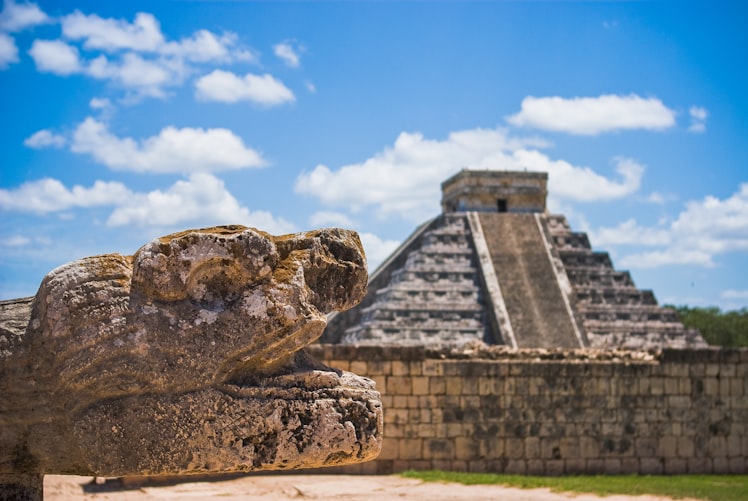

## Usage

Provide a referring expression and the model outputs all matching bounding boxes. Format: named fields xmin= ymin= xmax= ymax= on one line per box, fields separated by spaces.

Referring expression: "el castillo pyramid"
xmin=322 ymin=169 xmax=706 ymax=349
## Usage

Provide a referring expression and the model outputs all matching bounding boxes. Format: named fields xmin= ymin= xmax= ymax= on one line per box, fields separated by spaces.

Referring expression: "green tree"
xmin=669 ymin=306 xmax=748 ymax=347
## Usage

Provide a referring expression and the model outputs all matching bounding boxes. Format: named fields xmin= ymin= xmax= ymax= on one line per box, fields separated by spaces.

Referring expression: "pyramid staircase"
xmin=478 ymin=213 xmax=583 ymax=348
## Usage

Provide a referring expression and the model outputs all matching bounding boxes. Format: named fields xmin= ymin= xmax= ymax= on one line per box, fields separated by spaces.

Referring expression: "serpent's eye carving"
xmin=132 ymin=226 xmax=278 ymax=303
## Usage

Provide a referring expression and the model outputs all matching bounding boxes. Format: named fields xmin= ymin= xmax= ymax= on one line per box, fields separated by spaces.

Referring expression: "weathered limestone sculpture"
xmin=0 ymin=226 xmax=382 ymax=500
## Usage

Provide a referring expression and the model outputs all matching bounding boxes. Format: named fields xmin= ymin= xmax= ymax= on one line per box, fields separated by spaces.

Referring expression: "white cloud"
xmin=0 ymin=0 xmax=50 ymax=32
xmin=162 ymin=30 xmax=243 ymax=63
xmin=274 ymin=40 xmax=301 ymax=67
xmin=35 ymin=10 xmax=254 ymax=99
xmin=295 ymin=127 xmax=641 ymax=222
xmin=89 ymin=97 xmax=112 ymax=110
xmin=0 ymin=178 xmax=132 ymax=213
xmin=1 ymin=235 xmax=31 ymax=247
xmin=195 ymin=69 xmax=295 ymax=106
xmin=589 ymin=219 xmax=671 ymax=247
xmin=689 ymin=106 xmax=708 ymax=121
xmin=0 ymin=174 xmax=295 ymax=236
xmin=309 ymin=211 xmax=355 ymax=228
xmin=61 ymin=10 xmax=252 ymax=64
xmin=358 ymin=232 xmax=401 ymax=272
xmin=61 ymin=11 xmax=165 ymax=52
xmin=515 ymin=153 xmax=643 ymax=202
xmin=28 ymin=39 xmax=81 ymax=75
xmin=11 ymin=10 xmax=262 ymax=99
xmin=722 ymin=289 xmax=748 ymax=300
xmin=106 ymin=173 xmax=296 ymax=234
xmin=672 ymin=184 xmax=748 ymax=241
xmin=688 ymin=105 xmax=708 ymax=133
xmin=70 ymin=117 xmax=265 ymax=173
xmin=593 ymin=183 xmax=748 ymax=268
xmin=89 ymin=97 xmax=115 ymax=120
xmin=646 ymin=192 xmax=664 ymax=204
xmin=619 ymin=249 xmax=714 ymax=268
xmin=87 ymin=52 xmax=178 ymax=98
xmin=24 ymin=129 xmax=66 ymax=148
xmin=0 ymin=32 xmax=18 ymax=68
xmin=506 ymin=94 xmax=677 ymax=135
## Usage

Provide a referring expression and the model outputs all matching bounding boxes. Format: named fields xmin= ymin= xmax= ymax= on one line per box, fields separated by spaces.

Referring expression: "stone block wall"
xmin=307 ymin=345 xmax=747 ymax=475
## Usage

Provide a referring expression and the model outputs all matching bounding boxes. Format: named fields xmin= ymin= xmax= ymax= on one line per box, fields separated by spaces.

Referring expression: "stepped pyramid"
xmin=322 ymin=170 xmax=706 ymax=349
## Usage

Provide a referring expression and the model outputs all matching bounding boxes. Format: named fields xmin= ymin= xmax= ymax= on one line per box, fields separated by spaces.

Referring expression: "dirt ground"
xmin=44 ymin=474 xmax=699 ymax=501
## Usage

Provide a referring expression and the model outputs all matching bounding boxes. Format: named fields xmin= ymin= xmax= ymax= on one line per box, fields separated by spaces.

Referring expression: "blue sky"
xmin=1 ymin=0 xmax=746 ymax=310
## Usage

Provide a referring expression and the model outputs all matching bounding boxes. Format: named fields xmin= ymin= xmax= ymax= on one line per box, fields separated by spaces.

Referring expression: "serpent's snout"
xmin=276 ymin=228 xmax=368 ymax=315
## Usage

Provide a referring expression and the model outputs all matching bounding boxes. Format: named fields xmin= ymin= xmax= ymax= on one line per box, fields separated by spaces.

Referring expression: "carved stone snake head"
xmin=2 ymin=226 xmax=381 ymax=478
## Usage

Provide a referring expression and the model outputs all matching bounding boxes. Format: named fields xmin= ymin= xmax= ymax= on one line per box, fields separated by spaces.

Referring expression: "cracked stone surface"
xmin=0 ymin=226 xmax=381 ymax=499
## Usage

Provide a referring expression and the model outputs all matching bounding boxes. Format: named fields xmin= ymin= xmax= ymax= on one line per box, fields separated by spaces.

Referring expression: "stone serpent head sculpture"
xmin=0 ymin=226 xmax=381 ymax=497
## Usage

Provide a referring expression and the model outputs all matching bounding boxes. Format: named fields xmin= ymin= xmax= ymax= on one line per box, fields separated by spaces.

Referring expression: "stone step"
xmin=413 ymin=246 xmax=473 ymax=255
xmin=551 ymin=232 xmax=592 ymax=251
xmin=371 ymin=290 xmax=481 ymax=304
xmin=343 ymin=327 xmax=485 ymax=344
xmin=374 ymin=281 xmax=478 ymax=293
xmin=362 ymin=302 xmax=482 ymax=314
xmin=583 ymin=320 xmax=688 ymax=333
xmin=396 ymin=270 xmax=479 ymax=280
xmin=565 ymin=268 xmax=634 ymax=288
xmin=558 ymin=250 xmax=613 ymax=268
xmin=422 ymin=231 xmax=471 ymax=242
xmin=575 ymin=288 xmax=657 ymax=306
xmin=543 ymin=214 xmax=571 ymax=233
xmin=362 ymin=308 xmax=483 ymax=322
xmin=344 ymin=319 xmax=483 ymax=329
xmin=580 ymin=305 xmax=680 ymax=323
xmin=405 ymin=254 xmax=475 ymax=266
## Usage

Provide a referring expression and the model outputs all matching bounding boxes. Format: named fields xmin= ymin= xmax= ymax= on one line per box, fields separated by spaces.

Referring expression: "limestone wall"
xmin=307 ymin=345 xmax=747 ymax=475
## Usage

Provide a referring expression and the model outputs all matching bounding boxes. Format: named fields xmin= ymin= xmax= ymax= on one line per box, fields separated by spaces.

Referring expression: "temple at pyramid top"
xmin=322 ymin=170 xmax=706 ymax=350
xmin=441 ymin=169 xmax=547 ymax=213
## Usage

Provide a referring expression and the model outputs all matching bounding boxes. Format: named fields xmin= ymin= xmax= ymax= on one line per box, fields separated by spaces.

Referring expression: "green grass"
xmin=400 ymin=470 xmax=748 ymax=501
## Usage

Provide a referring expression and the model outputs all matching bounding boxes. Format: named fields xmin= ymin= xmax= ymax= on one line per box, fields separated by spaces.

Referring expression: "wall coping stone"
xmin=310 ymin=344 xmax=748 ymax=363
